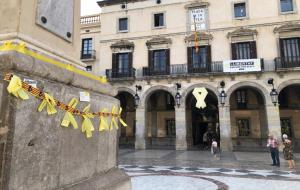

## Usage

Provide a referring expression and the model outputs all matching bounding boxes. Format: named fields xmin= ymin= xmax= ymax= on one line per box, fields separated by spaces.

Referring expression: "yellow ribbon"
xmin=110 ymin=106 xmax=119 ymax=131
xmin=0 ymin=41 xmax=107 ymax=83
xmin=99 ymin=108 xmax=109 ymax=132
xmin=81 ymin=104 xmax=95 ymax=138
xmin=7 ymin=75 xmax=29 ymax=100
xmin=61 ymin=98 xmax=79 ymax=129
xmin=118 ymin=108 xmax=128 ymax=127
xmin=37 ymin=93 xmax=57 ymax=115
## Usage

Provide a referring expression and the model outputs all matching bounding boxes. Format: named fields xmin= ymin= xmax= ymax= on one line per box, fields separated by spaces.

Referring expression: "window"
xmin=281 ymin=118 xmax=292 ymax=138
xmin=118 ymin=18 xmax=128 ymax=32
xmin=231 ymin=41 xmax=257 ymax=60
xmin=234 ymin=2 xmax=247 ymax=18
xmin=280 ymin=0 xmax=294 ymax=13
xmin=280 ymin=38 xmax=300 ymax=58
xmin=191 ymin=46 xmax=210 ymax=69
xmin=166 ymin=119 xmax=176 ymax=137
xmin=237 ymin=119 xmax=251 ymax=137
xmin=81 ymin=38 xmax=93 ymax=59
xmin=154 ymin=13 xmax=165 ymax=28
xmin=153 ymin=50 xmax=167 ymax=71
xmin=236 ymin=90 xmax=247 ymax=109
xmin=117 ymin=53 xmax=129 ymax=74
xmin=166 ymin=93 xmax=175 ymax=110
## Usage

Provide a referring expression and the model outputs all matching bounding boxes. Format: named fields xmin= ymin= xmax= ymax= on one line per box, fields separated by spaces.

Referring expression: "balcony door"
xmin=279 ymin=38 xmax=300 ymax=67
xmin=149 ymin=49 xmax=170 ymax=75
xmin=81 ymin=38 xmax=93 ymax=59
xmin=112 ymin=52 xmax=133 ymax=77
xmin=231 ymin=41 xmax=257 ymax=60
xmin=187 ymin=46 xmax=211 ymax=73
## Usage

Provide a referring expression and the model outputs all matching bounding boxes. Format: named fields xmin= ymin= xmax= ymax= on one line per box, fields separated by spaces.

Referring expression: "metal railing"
xmin=274 ymin=56 xmax=300 ymax=70
xmin=106 ymin=68 xmax=136 ymax=79
xmin=142 ymin=67 xmax=170 ymax=76
xmin=80 ymin=14 xmax=100 ymax=25
xmin=80 ymin=50 xmax=96 ymax=60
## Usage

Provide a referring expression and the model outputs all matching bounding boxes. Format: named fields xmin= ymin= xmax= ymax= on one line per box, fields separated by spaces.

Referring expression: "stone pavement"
xmin=118 ymin=149 xmax=300 ymax=190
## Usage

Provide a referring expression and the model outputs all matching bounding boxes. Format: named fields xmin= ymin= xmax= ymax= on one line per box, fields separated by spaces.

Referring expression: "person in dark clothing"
xmin=267 ymin=134 xmax=280 ymax=167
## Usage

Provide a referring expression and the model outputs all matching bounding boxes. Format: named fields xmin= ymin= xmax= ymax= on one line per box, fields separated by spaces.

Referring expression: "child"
xmin=211 ymin=139 xmax=218 ymax=158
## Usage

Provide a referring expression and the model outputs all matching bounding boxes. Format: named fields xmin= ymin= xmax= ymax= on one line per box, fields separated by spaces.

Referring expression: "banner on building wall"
xmin=189 ymin=8 xmax=207 ymax=31
xmin=223 ymin=59 xmax=262 ymax=73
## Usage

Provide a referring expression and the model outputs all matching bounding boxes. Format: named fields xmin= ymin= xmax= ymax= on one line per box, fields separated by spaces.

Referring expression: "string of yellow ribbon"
xmin=0 ymin=41 xmax=107 ymax=83
xmin=4 ymin=73 xmax=127 ymax=138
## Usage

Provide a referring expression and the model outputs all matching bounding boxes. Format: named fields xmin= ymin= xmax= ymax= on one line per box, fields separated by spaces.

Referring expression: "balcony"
xmin=80 ymin=50 xmax=96 ymax=61
xmin=106 ymin=68 xmax=136 ymax=80
xmin=80 ymin=14 xmax=100 ymax=25
xmin=142 ymin=67 xmax=170 ymax=76
xmin=274 ymin=56 xmax=300 ymax=70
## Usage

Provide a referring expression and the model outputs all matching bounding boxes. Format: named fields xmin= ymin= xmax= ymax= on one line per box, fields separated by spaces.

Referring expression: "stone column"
xmin=218 ymin=105 xmax=233 ymax=151
xmin=265 ymin=104 xmax=282 ymax=140
xmin=135 ymin=107 xmax=146 ymax=149
xmin=175 ymin=106 xmax=187 ymax=150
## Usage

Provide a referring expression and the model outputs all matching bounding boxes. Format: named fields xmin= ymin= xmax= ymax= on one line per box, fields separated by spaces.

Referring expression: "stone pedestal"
xmin=218 ymin=105 xmax=233 ymax=151
xmin=135 ymin=107 xmax=146 ymax=149
xmin=175 ymin=107 xmax=187 ymax=150
xmin=0 ymin=52 xmax=131 ymax=190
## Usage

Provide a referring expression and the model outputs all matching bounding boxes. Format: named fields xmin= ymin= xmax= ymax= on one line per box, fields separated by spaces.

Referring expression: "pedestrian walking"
xmin=282 ymin=134 xmax=296 ymax=169
xmin=211 ymin=139 xmax=218 ymax=158
xmin=267 ymin=134 xmax=280 ymax=167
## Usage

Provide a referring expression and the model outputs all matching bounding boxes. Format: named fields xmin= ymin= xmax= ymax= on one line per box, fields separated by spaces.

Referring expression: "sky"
xmin=81 ymin=0 xmax=101 ymax=16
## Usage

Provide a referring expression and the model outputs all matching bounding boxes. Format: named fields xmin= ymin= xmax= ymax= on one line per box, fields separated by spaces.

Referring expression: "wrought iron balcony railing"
xmin=142 ymin=67 xmax=170 ymax=76
xmin=274 ymin=56 xmax=300 ymax=70
xmin=106 ymin=68 xmax=136 ymax=79
xmin=80 ymin=50 xmax=96 ymax=60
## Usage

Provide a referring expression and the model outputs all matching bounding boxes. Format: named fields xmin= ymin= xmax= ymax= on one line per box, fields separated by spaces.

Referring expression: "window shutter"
xmin=148 ymin=50 xmax=154 ymax=71
xmin=279 ymin=38 xmax=285 ymax=57
xmin=128 ymin=52 xmax=133 ymax=69
xmin=165 ymin=49 xmax=170 ymax=74
xmin=207 ymin=45 xmax=212 ymax=71
xmin=112 ymin=53 xmax=117 ymax=77
xmin=231 ymin=43 xmax=237 ymax=60
xmin=187 ymin=47 xmax=192 ymax=72
xmin=250 ymin=41 xmax=257 ymax=59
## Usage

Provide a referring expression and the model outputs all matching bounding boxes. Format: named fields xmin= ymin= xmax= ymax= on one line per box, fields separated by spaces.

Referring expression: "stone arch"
xmin=278 ymin=79 xmax=300 ymax=93
xmin=182 ymin=83 xmax=219 ymax=106
xmin=141 ymin=85 xmax=175 ymax=108
xmin=116 ymin=87 xmax=135 ymax=97
xmin=226 ymin=81 xmax=271 ymax=105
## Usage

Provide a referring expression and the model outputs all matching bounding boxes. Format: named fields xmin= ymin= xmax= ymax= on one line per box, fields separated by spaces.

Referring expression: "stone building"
xmin=94 ymin=0 xmax=300 ymax=152
xmin=80 ymin=14 xmax=101 ymax=72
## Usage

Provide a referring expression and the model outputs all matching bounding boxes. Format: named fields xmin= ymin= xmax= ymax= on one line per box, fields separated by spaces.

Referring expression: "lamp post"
xmin=268 ymin=78 xmax=278 ymax=106
xmin=219 ymin=81 xmax=227 ymax=106
xmin=134 ymin=85 xmax=142 ymax=108
xmin=175 ymin=83 xmax=182 ymax=108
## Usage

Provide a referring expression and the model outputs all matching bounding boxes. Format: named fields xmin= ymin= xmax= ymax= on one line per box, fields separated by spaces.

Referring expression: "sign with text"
xmin=189 ymin=8 xmax=207 ymax=31
xmin=223 ymin=59 xmax=262 ymax=73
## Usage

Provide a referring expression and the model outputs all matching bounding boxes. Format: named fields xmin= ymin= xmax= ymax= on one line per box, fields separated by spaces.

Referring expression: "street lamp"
xmin=134 ymin=85 xmax=142 ymax=108
xmin=219 ymin=81 xmax=227 ymax=106
xmin=175 ymin=83 xmax=182 ymax=108
xmin=268 ymin=78 xmax=278 ymax=106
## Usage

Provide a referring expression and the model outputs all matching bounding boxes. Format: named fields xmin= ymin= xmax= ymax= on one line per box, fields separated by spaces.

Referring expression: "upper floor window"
xmin=280 ymin=38 xmax=300 ymax=58
xmin=236 ymin=89 xmax=248 ymax=109
xmin=153 ymin=50 xmax=167 ymax=71
xmin=118 ymin=18 xmax=128 ymax=32
xmin=231 ymin=41 xmax=257 ymax=60
xmin=154 ymin=13 xmax=165 ymax=28
xmin=280 ymin=0 xmax=294 ymax=13
xmin=234 ymin=2 xmax=247 ymax=19
xmin=81 ymin=38 xmax=93 ymax=59
xmin=112 ymin=52 xmax=133 ymax=77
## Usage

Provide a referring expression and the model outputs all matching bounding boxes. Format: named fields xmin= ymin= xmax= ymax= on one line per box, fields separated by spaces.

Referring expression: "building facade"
xmin=95 ymin=0 xmax=300 ymax=151
xmin=80 ymin=14 xmax=101 ymax=72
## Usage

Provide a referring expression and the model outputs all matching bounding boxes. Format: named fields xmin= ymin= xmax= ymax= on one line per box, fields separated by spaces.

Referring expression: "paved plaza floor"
xmin=118 ymin=149 xmax=300 ymax=190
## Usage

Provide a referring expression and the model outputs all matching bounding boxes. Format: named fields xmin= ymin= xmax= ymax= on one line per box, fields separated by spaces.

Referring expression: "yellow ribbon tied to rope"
xmin=61 ymin=98 xmax=79 ymax=129
xmin=81 ymin=104 xmax=95 ymax=138
xmin=118 ymin=108 xmax=128 ymax=127
xmin=99 ymin=108 xmax=109 ymax=132
xmin=38 ymin=93 xmax=57 ymax=115
xmin=7 ymin=75 xmax=29 ymax=100
xmin=110 ymin=106 xmax=120 ymax=131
